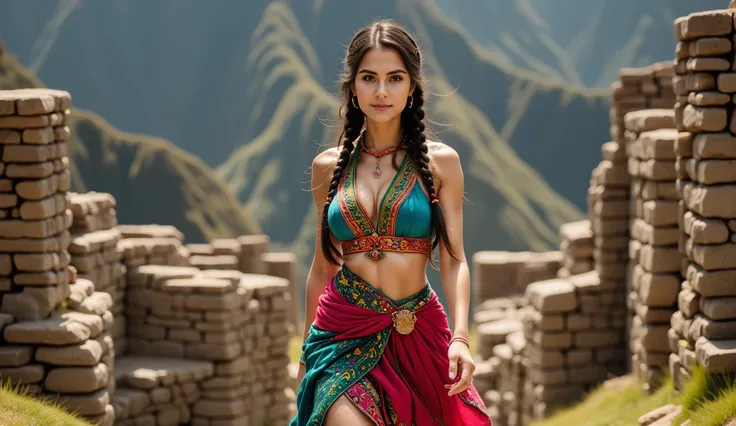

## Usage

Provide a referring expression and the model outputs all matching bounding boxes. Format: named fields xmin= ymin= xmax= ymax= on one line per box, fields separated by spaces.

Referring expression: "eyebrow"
xmin=358 ymin=69 xmax=407 ymax=75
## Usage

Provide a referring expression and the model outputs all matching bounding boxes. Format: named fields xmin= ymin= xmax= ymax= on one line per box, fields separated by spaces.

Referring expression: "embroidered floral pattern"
xmin=335 ymin=267 xmax=429 ymax=314
xmin=376 ymin=156 xmax=415 ymax=235
xmin=346 ymin=376 xmax=400 ymax=426
xmin=306 ymin=326 xmax=389 ymax=426
xmin=336 ymin=138 xmax=431 ymax=258
xmin=341 ymin=235 xmax=432 ymax=256
xmin=299 ymin=268 xmax=490 ymax=425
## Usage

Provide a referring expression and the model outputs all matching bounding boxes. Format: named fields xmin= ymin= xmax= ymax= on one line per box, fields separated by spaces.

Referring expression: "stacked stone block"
xmin=471 ymin=253 xmax=561 ymax=426
xmin=472 ymin=251 xmax=562 ymax=310
xmin=521 ymin=272 xmax=627 ymax=421
xmin=112 ymin=356 xmax=213 ymax=426
xmin=68 ymin=192 xmax=126 ymax=354
xmin=124 ymin=264 xmax=292 ymax=425
xmin=0 ymin=89 xmax=73 ymax=322
xmin=668 ymin=8 xmax=736 ymax=390
xmin=0 ymin=271 xmax=116 ymax=425
xmin=262 ymin=251 xmax=298 ymax=334
xmin=186 ymin=241 xmax=240 ymax=271
xmin=71 ymin=191 xmax=117 ymax=232
xmin=556 ymin=220 xmax=594 ymax=278
xmin=237 ymin=234 xmax=269 ymax=274
xmin=185 ymin=235 xmax=273 ymax=275
xmin=610 ymin=62 xmax=676 ymax=145
xmin=624 ymin=109 xmax=681 ymax=391
xmin=588 ymin=141 xmax=630 ymax=296
xmin=117 ymin=224 xmax=190 ymax=267
xmin=482 ymin=331 xmax=527 ymax=426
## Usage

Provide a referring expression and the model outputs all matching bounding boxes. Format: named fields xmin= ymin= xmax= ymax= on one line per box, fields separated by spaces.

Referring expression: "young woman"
xmin=291 ymin=19 xmax=492 ymax=426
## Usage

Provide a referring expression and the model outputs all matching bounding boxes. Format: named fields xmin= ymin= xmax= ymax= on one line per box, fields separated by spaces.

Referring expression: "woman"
xmin=291 ymin=19 xmax=492 ymax=426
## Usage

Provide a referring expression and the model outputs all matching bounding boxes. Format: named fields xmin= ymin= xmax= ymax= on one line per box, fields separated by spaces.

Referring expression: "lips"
xmin=372 ymin=104 xmax=392 ymax=110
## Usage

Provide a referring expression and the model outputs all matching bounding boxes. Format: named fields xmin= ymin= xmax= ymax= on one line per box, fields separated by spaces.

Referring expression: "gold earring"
xmin=407 ymin=96 xmax=413 ymax=108
xmin=352 ymin=96 xmax=359 ymax=109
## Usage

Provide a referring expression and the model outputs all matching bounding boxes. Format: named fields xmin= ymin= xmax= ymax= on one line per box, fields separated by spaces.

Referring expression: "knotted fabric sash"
xmin=290 ymin=266 xmax=491 ymax=426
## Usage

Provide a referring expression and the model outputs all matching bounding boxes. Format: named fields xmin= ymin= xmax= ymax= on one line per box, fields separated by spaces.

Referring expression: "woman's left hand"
xmin=446 ymin=340 xmax=475 ymax=396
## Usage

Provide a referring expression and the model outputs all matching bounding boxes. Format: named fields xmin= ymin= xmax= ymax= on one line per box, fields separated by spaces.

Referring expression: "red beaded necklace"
xmin=360 ymin=134 xmax=404 ymax=178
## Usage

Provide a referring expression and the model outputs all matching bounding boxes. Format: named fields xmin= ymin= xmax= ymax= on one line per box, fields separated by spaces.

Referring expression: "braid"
xmin=402 ymin=85 xmax=460 ymax=270
xmin=321 ymin=99 xmax=365 ymax=265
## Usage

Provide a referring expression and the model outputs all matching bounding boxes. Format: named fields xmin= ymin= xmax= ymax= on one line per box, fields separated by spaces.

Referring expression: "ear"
xmin=350 ymin=83 xmax=356 ymax=96
xmin=409 ymin=81 xmax=416 ymax=96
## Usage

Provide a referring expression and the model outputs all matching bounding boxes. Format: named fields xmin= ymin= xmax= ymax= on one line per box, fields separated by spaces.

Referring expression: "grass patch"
xmin=0 ymin=379 xmax=92 ymax=426
xmin=530 ymin=375 xmax=678 ymax=426
xmin=673 ymin=365 xmax=736 ymax=426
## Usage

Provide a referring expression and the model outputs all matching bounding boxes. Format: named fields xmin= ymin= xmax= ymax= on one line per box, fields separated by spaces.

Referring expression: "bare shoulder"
xmin=425 ymin=141 xmax=462 ymax=191
xmin=313 ymin=146 xmax=340 ymax=169
xmin=311 ymin=147 xmax=340 ymax=200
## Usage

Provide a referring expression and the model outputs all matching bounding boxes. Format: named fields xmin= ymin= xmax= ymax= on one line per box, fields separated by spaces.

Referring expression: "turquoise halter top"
xmin=326 ymin=138 xmax=433 ymax=259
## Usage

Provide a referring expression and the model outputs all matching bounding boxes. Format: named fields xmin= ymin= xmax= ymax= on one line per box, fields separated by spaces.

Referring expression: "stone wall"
xmin=0 ymin=88 xmax=297 ymax=425
xmin=117 ymin=225 xmax=190 ymax=269
xmin=186 ymin=235 xmax=271 ymax=274
xmin=471 ymin=252 xmax=561 ymax=426
xmin=122 ymin=265 xmax=291 ymax=425
xmin=521 ymin=271 xmax=627 ymax=421
xmin=610 ymin=62 xmax=676 ymax=146
xmin=69 ymin=192 xmax=127 ymax=355
xmin=472 ymin=251 xmax=562 ymax=308
xmin=669 ymin=8 xmax=736 ymax=391
xmin=185 ymin=238 xmax=298 ymax=334
xmin=0 ymin=89 xmax=116 ymax=425
xmin=556 ymin=220 xmax=593 ymax=278
xmin=624 ymin=109 xmax=682 ymax=391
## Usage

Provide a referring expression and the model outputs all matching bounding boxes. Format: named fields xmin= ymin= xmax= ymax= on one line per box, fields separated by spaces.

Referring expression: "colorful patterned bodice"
xmin=326 ymin=139 xmax=433 ymax=259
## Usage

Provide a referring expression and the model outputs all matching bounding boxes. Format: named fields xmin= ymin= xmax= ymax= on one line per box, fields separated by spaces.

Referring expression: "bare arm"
xmin=434 ymin=145 xmax=470 ymax=341
xmin=302 ymin=148 xmax=342 ymax=339
xmin=296 ymin=149 xmax=341 ymax=389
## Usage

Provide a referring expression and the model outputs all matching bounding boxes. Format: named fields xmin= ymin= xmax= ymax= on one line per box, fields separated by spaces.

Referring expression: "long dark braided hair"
xmin=320 ymin=20 xmax=460 ymax=270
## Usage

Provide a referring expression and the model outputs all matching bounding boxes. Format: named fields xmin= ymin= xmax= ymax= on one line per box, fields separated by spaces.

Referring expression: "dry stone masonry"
xmin=113 ymin=356 xmax=213 ymax=426
xmin=624 ymin=109 xmax=682 ymax=391
xmin=0 ymin=88 xmax=297 ymax=425
xmin=123 ymin=264 xmax=292 ymax=425
xmin=610 ymin=62 xmax=676 ymax=146
xmin=556 ymin=220 xmax=594 ymax=278
xmin=117 ymin=225 xmax=190 ymax=269
xmin=69 ymin=192 xmax=127 ymax=354
xmin=471 ymin=251 xmax=562 ymax=310
xmin=186 ymin=235 xmax=272 ymax=275
xmin=471 ymin=252 xmax=561 ymax=426
xmin=0 ymin=275 xmax=117 ymax=426
xmin=521 ymin=271 xmax=627 ymax=422
xmin=669 ymin=8 xmax=736 ymax=391
xmin=0 ymin=89 xmax=73 ymax=322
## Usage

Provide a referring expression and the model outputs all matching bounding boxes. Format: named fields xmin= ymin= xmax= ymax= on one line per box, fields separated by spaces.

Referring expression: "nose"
xmin=376 ymin=82 xmax=388 ymax=99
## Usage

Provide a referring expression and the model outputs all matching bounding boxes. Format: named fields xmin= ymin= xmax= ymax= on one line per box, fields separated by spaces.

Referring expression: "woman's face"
xmin=352 ymin=47 xmax=414 ymax=124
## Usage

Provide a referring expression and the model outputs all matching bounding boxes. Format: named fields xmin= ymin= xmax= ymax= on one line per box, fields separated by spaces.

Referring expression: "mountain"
xmin=0 ymin=42 xmax=259 ymax=243
xmin=432 ymin=0 xmax=725 ymax=87
xmin=0 ymin=0 xmax=698 ymax=280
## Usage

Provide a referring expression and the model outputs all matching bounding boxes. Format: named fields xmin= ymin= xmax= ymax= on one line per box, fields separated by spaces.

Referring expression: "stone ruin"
xmin=0 ymin=89 xmax=298 ymax=425
xmin=472 ymin=6 xmax=736 ymax=426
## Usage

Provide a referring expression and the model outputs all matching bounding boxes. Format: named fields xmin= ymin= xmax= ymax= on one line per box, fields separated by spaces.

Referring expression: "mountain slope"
xmin=432 ymin=0 xmax=725 ymax=87
xmin=217 ymin=0 xmax=593 ymax=269
xmin=0 ymin=42 xmax=259 ymax=242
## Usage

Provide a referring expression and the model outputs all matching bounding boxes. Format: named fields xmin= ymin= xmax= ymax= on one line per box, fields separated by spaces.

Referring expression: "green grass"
xmin=530 ymin=375 xmax=679 ymax=426
xmin=673 ymin=366 xmax=736 ymax=426
xmin=0 ymin=379 xmax=93 ymax=426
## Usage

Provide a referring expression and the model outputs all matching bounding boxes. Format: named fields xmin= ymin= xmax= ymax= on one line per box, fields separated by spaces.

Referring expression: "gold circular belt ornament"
xmin=392 ymin=309 xmax=417 ymax=335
